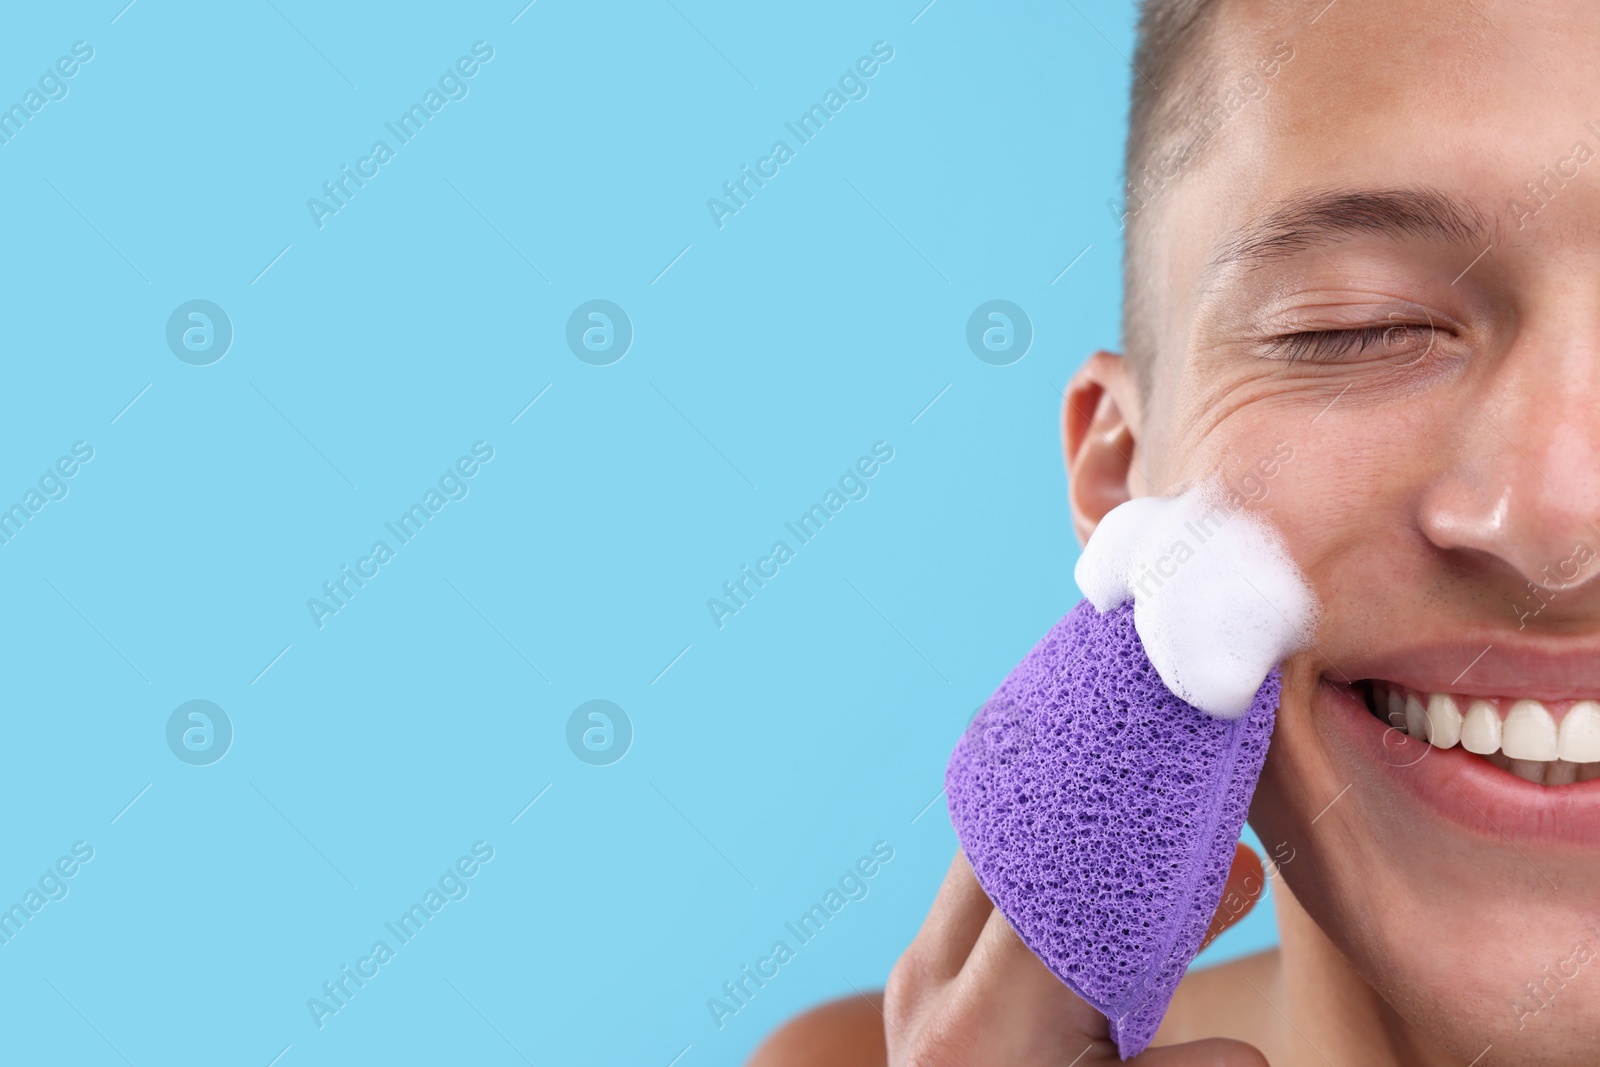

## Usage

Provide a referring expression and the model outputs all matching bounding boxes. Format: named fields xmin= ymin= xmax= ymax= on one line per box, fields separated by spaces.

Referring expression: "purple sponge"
xmin=945 ymin=599 xmax=1277 ymax=1059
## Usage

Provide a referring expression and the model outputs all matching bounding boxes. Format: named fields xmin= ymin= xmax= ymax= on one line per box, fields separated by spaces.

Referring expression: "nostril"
xmin=1419 ymin=474 xmax=1600 ymax=600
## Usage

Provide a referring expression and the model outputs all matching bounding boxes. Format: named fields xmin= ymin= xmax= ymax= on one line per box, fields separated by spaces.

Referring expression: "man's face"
xmin=1111 ymin=0 xmax=1600 ymax=1057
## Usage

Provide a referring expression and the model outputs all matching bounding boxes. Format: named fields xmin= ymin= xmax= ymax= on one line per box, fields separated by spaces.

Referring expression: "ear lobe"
xmin=1063 ymin=351 xmax=1142 ymax=546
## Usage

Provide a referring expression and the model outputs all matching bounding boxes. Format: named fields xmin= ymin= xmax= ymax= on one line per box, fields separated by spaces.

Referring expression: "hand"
xmin=882 ymin=849 xmax=1269 ymax=1066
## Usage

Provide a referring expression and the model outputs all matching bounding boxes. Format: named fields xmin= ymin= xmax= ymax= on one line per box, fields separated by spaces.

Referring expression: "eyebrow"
xmin=1208 ymin=187 xmax=1493 ymax=273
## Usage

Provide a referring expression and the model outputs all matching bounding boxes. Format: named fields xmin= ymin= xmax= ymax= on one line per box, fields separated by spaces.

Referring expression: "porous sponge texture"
xmin=945 ymin=600 xmax=1277 ymax=1060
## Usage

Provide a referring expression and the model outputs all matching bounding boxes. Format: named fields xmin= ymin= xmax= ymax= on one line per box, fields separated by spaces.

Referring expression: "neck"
xmin=1271 ymin=878 xmax=1458 ymax=1066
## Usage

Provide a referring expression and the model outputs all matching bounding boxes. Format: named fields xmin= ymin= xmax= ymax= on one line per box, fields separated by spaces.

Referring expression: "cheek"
xmin=1150 ymin=362 xmax=1302 ymax=490
xmin=1155 ymin=377 xmax=1431 ymax=627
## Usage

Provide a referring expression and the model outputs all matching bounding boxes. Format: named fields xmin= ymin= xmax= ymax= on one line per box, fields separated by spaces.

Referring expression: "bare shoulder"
xmin=1152 ymin=948 xmax=1283 ymax=1048
xmin=744 ymin=952 xmax=1283 ymax=1065
xmin=745 ymin=991 xmax=885 ymax=1067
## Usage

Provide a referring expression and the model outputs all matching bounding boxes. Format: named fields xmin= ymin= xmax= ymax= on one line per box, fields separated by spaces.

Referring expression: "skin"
xmin=752 ymin=0 xmax=1600 ymax=1062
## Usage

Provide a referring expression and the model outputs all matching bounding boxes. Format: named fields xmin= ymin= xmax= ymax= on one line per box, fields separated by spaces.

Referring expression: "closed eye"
xmin=1263 ymin=322 xmax=1437 ymax=365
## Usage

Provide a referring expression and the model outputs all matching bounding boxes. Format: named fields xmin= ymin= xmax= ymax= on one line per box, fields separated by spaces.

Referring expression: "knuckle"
xmin=893 ymin=1012 xmax=983 ymax=1067
xmin=882 ymin=952 xmax=924 ymax=1027
xmin=898 ymin=1045 xmax=946 ymax=1067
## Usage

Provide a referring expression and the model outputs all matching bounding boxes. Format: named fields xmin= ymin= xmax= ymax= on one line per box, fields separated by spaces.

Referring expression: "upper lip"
xmin=1330 ymin=634 xmax=1600 ymax=700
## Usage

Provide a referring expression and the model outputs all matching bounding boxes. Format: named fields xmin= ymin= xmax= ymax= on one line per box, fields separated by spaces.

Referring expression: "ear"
xmin=1062 ymin=350 xmax=1143 ymax=546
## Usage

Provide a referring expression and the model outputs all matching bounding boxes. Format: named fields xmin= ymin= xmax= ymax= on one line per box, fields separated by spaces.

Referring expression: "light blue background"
xmin=0 ymin=2 xmax=1277 ymax=1064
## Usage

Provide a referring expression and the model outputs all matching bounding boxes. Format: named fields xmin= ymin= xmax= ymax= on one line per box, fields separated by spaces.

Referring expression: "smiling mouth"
xmin=1361 ymin=681 xmax=1600 ymax=786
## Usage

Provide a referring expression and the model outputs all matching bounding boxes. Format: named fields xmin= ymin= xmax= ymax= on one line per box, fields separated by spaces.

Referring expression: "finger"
xmin=954 ymin=911 xmax=1271 ymax=1067
xmin=1199 ymin=843 xmax=1267 ymax=951
xmin=905 ymin=851 xmax=996 ymax=980
xmin=1132 ymin=1037 xmax=1270 ymax=1066
xmin=958 ymin=905 xmax=1112 ymax=1037
xmin=951 ymin=864 xmax=1274 ymax=1062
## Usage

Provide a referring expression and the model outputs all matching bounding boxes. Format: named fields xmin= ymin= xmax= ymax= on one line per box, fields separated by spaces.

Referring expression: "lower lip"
xmin=1317 ymin=679 xmax=1600 ymax=848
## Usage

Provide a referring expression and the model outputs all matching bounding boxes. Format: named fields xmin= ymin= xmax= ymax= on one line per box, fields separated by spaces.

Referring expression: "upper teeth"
xmin=1374 ymin=685 xmax=1600 ymax=784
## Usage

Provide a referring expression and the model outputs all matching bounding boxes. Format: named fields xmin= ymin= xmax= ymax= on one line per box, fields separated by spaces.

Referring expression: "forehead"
xmin=1154 ymin=0 xmax=1600 ymax=320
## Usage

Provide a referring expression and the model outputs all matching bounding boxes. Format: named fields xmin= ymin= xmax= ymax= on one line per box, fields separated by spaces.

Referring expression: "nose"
xmin=1418 ymin=331 xmax=1600 ymax=596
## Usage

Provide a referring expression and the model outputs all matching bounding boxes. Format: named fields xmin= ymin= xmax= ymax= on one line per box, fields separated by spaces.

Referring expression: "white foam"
xmin=1073 ymin=481 xmax=1318 ymax=718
